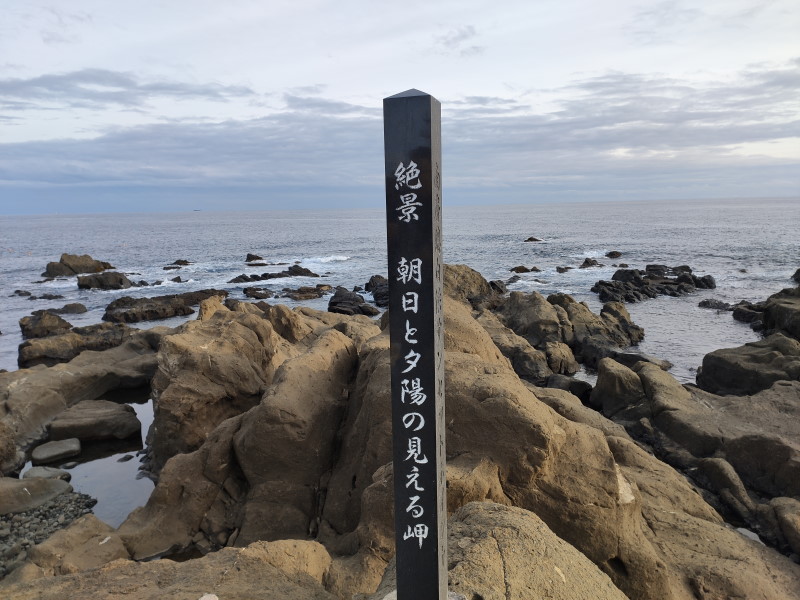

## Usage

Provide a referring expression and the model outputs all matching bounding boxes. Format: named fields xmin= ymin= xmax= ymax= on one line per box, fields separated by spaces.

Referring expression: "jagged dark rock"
xmin=327 ymin=287 xmax=380 ymax=316
xmin=19 ymin=312 xmax=72 ymax=340
xmin=228 ymin=264 xmax=319 ymax=284
xmin=591 ymin=265 xmax=716 ymax=303
xmin=77 ymin=272 xmax=133 ymax=290
xmin=364 ymin=275 xmax=389 ymax=307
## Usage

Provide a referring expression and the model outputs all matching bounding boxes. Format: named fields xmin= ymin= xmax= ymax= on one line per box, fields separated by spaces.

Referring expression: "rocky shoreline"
xmin=1 ymin=254 xmax=799 ymax=599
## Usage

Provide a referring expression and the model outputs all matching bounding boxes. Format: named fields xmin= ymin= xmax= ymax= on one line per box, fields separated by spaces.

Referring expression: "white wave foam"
xmin=312 ymin=255 xmax=351 ymax=263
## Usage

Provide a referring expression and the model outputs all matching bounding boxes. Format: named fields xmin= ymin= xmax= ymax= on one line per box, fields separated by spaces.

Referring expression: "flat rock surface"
xmin=49 ymin=400 xmax=140 ymax=442
xmin=0 ymin=478 xmax=72 ymax=515
xmin=21 ymin=467 xmax=71 ymax=481
xmin=31 ymin=439 xmax=81 ymax=465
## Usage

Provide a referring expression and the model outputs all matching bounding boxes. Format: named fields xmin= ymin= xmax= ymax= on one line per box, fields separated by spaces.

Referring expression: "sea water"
xmin=1 ymin=197 xmax=797 ymax=381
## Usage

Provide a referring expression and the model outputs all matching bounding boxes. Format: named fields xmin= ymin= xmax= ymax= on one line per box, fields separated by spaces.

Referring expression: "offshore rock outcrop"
xmin=41 ymin=254 xmax=114 ymax=278
xmin=592 ymin=265 xmax=716 ymax=303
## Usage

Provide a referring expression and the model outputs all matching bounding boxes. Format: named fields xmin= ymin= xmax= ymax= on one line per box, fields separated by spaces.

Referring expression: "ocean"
xmin=1 ymin=197 xmax=798 ymax=383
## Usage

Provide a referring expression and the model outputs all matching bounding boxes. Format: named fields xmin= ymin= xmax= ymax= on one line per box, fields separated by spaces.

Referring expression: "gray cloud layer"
xmin=1 ymin=60 xmax=797 ymax=213
xmin=0 ymin=68 xmax=255 ymax=110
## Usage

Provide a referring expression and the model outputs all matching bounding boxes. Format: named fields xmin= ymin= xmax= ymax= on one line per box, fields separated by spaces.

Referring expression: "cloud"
xmin=434 ymin=25 xmax=484 ymax=57
xmin=628 ymin=0 xmax=704 ymax=45
xmin=0 ymin=69 xmax=256 ymax=111
xmin=0 ymin=59 xmax=797 ymax=213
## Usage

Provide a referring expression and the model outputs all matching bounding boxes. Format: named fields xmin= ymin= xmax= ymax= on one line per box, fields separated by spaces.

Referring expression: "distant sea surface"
xmin=2 ymin=198 xmax=798 ymax=382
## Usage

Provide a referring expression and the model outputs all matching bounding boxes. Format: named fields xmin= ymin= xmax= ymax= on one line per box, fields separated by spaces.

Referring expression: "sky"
xmin=0 ymin=0 xmax=798 ymax=215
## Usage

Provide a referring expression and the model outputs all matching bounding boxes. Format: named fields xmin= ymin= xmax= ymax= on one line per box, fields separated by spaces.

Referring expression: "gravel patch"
xmin=0 ymin=490 xmax=96 ymax=579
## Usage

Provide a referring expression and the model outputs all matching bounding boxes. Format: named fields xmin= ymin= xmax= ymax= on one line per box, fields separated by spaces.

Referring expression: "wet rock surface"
xmin=327 ymin=287 xmax=380 ymax=316
xmin=77 ymin=272 xmax=133 ymax=290
xmin=228 ymin=264 xmax=319 ymax=284
xmin=592 ymin=265 xmax=716 ymax=303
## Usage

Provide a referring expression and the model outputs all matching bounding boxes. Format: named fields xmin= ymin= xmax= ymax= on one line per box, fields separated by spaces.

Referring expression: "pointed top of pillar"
xmin=385 ymin=88 xmax=431 ymax=100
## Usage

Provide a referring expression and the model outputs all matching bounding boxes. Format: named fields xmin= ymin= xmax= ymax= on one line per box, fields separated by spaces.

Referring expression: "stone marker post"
xmin=383 ymin=89 xmax=446 ymax=599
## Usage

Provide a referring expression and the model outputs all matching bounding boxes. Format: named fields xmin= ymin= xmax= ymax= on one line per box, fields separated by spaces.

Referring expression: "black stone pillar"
xmin=383 ymin=89 xmax=446 ymax=600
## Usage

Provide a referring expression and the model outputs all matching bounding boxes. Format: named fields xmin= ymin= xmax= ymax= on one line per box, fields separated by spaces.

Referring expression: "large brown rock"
xmin=48 ymin=399 xmax=141 ymax=441
xmin=696 ymin=332 xmax=800 ymax=395
xmin=19 ymin=312 xmax=72 ymax=340
xmin=41 ymin=253 xmax=113 ymax=278
xmin=762 ymin=286 xmax=800 ymax=339
xmin=5 ymin=514 xmax=129 ymax=582
xmin=18 ymin=323 xmax=135 ymax=368
xmin=102 ymin=289 xmax=228 ymax=323
xmin=474 ymin=309 xmax=553 ymax=383
xmin=118 ymin=303 xmax=377 ymax=559
xmin=147 ymin=297 xmax=302 ymax=471
xmin=368 ymin=502 xmax=628 ymax=600
xmin=0 ymin=539 xmax=336 ymax=599
xmin=0 ymin=477 xmax=72 ymax=514
xmin=494 ymin=291 xmax=644 ymax=370
xmin=443 ymin=264 xmax=494 ymax=306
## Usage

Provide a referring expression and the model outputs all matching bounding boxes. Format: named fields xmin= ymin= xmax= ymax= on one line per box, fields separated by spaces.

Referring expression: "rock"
xmin=488 ymin=280 xmax=507 ymax=294
xmin=592 ymin=266 xmax=716 ymax=303
xmin=282 ymin=285 xmax=332 ymax=301
xmin=47 ymin=303 xmax=87 ymax=315
xmin=246 ymin=253 xmax=263 ymax=262
xmin=31 ymin=439 xmax=81 ymax=465
xmin=556 ymin=266 xmax=571 ymax=273
xmin=474 ymin=309 xmax=552 ymax=384
xmin=610 ymin=351 xmax=672 ymax=371
xmin=102 ymin=289 xmax=228 ymax=323
xmin=41 ymin=254 xmax=113 ymax=278
xmin=0 ymin=539 xmax=336 ymax=599
xmin=524 ymin=236 xmax=542 ymax=242
xmin=368 ymin=503 xmax=628 ymax=600
xmin=510 ymin=265 xmax=531 ymax=273
xmin=590 ymin=358 xmax=647 ymax=416
xmin=579 ymin=257 xmax=602 ymax=268
xmin=18 ymin=322 xmax=135 ymax=368
xmin=144 ymin=299 xmax=370 ymax=472
xmin=606 ymin=251 xmax=622 ymax=258
xmin=761 ymin=286 xmax=800 ymax=339
xmin=228 ymin=264 xmax=319 ymax=284
xmin=170 ymin=276 xmax=183 ymax=283
xmin=328 ymin=287 xmax=380 ymax=317
xmin=506 ymin=275 xmax=521 ymax=285
xmin=243 ymin=287 xmax=274 ymax=300
xmin=546 ymin=374 xmax=593 ymax=403
xmin=173 ymin=259 xmax=191 ymax=266
xmin=793 ymin=268 xmax=800 ymax=284
xmin=13 ymin=290 xmax=32 ymax=297
xmin=103 ymin=290 xmax=800 ymax=600
xmin=48 ymin=400 xmax=141 ymax=441
xmin=2 ymin=330 xmax=165 ymax=474
xmin=365 ymin=275 xmax=389 ymax=307
xmin=0 ymin=478 xmax=72 ymax=514
xmin=77 ymin=272 xmax=132 ymax=290
xmin=19 ymin=312 xmax=72 ymax=339
xmin=22 ymin=467 xmax=71 ymax=481
xmin=442 ymin=264 xmax=494 ymax=307
xmin=696 ymin=333 xmax=800 ymax=395
xmin=15 ymin=514 xmax=129 ymax=580
xmin=699 ymin=299 xmax=733 ymax=310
